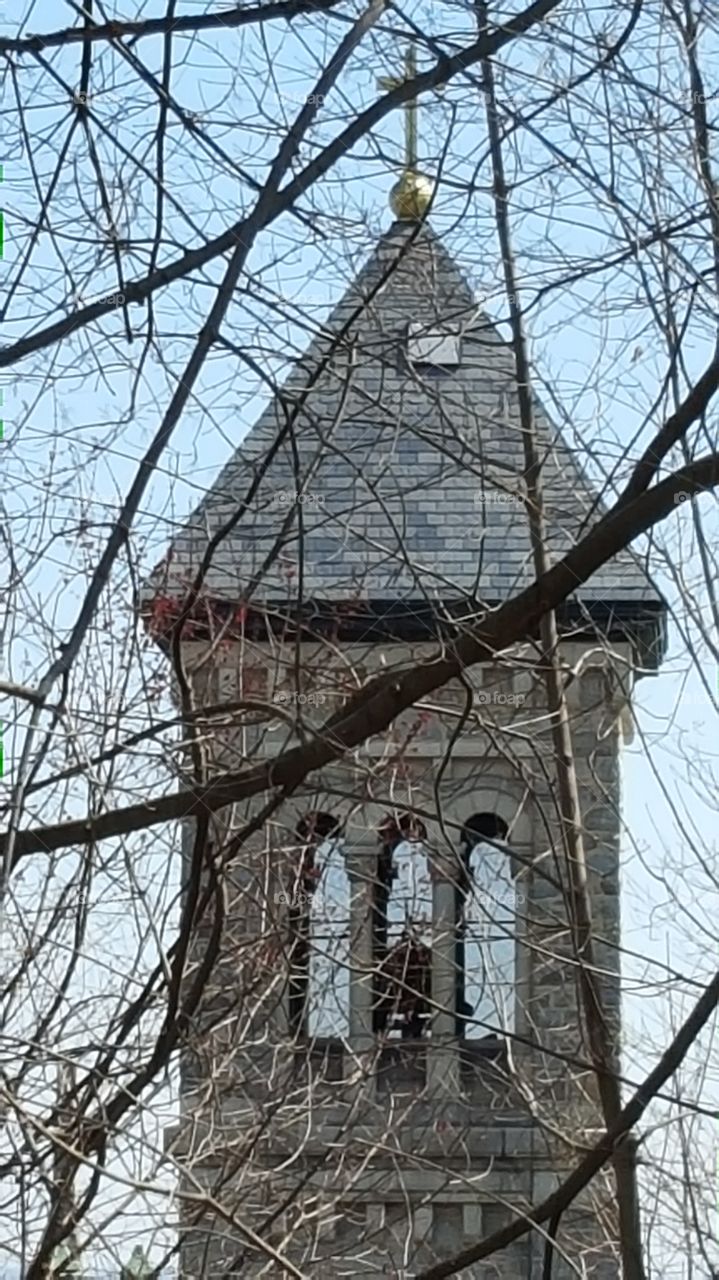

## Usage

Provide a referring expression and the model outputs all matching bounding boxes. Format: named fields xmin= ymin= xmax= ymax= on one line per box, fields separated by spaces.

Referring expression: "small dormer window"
xmin=407 ymin=323 xmax=461 ymax=370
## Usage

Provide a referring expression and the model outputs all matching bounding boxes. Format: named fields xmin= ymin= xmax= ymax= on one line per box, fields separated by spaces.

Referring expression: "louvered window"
xmin=407 ymin=323 xmax=461 ymax=367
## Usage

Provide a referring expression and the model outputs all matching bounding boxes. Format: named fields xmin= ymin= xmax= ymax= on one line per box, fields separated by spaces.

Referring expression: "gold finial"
xmin=377 ymin=44 xmax=435 ymax=220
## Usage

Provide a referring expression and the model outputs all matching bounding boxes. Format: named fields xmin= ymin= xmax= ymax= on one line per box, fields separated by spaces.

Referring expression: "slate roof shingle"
xmin=153 ymin=220 xmax=665 ymax=639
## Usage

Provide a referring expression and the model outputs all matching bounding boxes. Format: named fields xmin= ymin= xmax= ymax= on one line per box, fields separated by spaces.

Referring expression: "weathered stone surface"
xmin=158 ymin=221 xmax=666 ymax=1279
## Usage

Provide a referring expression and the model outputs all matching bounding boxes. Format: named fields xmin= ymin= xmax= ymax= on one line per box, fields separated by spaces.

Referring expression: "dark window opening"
xmin=461 ymin=812 xmax=509 ymax=850
xmin=413 ymin=362 xmax=457 ymax=379
xmin=372 ymin=836 xmax=394 ymax=1035
xmin=459 ymin=811 xmax=515 ymax=1039
xmin=454 ymin=883 xmax=470 ymax=1038
xmin=373 ymin=813 xmax=431 ymax=1040
xmin=376 ymin=937 xmax=432 ymax=1040
xmin=378 ymin=811 xmax=427 ymax=854
xmin=297 ymin=811 xmax=341 ymax=843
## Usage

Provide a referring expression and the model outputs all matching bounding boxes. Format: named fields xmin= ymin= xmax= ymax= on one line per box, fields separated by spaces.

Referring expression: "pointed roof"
xmin=152 ymin=221 xmax=665 ymax=663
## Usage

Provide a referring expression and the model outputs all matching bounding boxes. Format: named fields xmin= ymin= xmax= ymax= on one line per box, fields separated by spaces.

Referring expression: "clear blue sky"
xmin=1 ymin=0 xmax=718 ymax=1271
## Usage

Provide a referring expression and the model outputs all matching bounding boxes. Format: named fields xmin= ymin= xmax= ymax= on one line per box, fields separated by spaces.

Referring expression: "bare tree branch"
xmin=416 ymin=968 xmax=719 ymax=1279
xmin=4 ymin=455 xmax=718 ymax=865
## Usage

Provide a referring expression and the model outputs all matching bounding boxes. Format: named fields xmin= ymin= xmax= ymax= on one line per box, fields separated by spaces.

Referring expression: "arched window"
xmin=289 ymin=812 xmax=350 ymax=1040
xmin=459 ymin=813 xmax=516 ymax=1038
xmin=374 ymin=814 xmax=432 ymax=1041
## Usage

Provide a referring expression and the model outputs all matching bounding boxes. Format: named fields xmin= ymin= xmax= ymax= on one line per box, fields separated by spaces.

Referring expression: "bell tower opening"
xmin=288 ymin=810 xmax=350 ymax=1041
xmin=456 ymin=811 xmax=517 ymax=1040
xmin=373 ymin=813 xmax=432 ymax=1041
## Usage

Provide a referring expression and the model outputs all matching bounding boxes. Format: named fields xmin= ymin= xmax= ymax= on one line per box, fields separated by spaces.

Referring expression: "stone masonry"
xmin=151 ymin=219 xmax=666 ymax=1277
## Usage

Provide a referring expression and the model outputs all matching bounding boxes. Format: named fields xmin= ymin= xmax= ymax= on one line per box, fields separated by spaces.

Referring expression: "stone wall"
xmin=167 ymin=637 xmax=631 ymax=1277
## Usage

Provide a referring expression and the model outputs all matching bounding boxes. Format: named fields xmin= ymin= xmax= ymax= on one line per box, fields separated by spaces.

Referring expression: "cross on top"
xmin=377 ymin=44 xmax=420 ymax=172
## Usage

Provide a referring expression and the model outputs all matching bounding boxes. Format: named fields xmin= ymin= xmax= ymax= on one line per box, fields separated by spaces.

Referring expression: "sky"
xmin=1 ymin=0 xmax=719 ymax=1273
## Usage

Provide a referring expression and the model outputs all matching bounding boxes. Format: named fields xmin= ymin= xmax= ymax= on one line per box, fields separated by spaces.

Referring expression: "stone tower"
xmin=152 ymin=219 xmax=666 ymax=1277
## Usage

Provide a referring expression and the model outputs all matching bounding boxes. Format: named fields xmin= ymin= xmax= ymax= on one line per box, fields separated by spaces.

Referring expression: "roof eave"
xmin=141 ymin=594 xmax=668 ymax=672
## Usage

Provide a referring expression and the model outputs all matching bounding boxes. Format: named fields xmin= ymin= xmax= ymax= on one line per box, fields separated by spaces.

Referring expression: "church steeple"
xmin=156 ymin=211 xmax=666 ymax=1279
xmin=377 ymin=44 xmax=436 ymax=220
xmin=147 ymin=219 xmax=665 ymax=670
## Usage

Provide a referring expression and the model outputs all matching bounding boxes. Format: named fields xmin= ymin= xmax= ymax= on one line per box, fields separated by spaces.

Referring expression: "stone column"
xmin=256 ymin=830 xmax=291 ymax=1044
xmin=427 ymin=857 xmax=460 ymax=1093
xmin=344 ymin=843 xmax=377 ymax=1092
